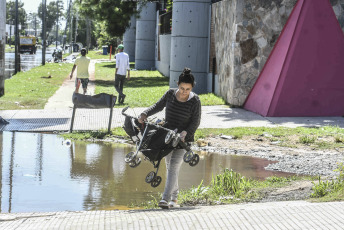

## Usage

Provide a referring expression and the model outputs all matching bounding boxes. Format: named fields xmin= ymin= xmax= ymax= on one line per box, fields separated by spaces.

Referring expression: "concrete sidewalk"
xmin=0 ymin=201 xmax=343 ymax=229
xmin=1 ymin=105 xmax=344 ymax=132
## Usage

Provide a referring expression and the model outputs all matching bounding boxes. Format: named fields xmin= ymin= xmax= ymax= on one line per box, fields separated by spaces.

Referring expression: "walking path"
xmin=1 ymin=201 xmax=343 ymax=229
xmin=1 ymin=57 xmax=344 ymax=229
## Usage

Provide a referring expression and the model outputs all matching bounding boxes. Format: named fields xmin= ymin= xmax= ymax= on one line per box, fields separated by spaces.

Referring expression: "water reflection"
xmin=0 ymin=132 xmax=292 ymax=213
xmin=5 ymin=47 xmax=55 ymax=79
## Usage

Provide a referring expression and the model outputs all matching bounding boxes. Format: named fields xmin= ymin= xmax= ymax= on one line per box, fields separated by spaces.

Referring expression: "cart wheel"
xmin=183 ymin=150 xmax=194 ymax=163
xmin=165 ymin=131 xmax=174 ymax=144
xmin=145 ymin=171 xmax=156 ymax=183
xmin=151 ymin=176 xmax=162 ymax=187
xmin=129 ymin=157 xmax=141 ymax=168
xmin=172 ymin=135 xmax=180 ymax=148
xmin=125 ymin=152 xmax=135 ymax=163
xmin=189 ymin=154 xmax=200 ymax=167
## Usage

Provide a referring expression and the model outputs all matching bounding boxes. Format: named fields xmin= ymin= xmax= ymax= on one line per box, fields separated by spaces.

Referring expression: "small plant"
xmin=299 ymin=135 xmax=316 ymax=144
xmin=311 ymin=163 xmax=344 ymax=198
xmin=211 ymin=169 xmax=251 ymax=197
xmin=335 ymin=136 xmax=344 ymax=143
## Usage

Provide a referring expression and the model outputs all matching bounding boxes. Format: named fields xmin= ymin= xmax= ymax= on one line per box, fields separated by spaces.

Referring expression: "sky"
xmin=20 ymin=0 xmax=69 ymax=14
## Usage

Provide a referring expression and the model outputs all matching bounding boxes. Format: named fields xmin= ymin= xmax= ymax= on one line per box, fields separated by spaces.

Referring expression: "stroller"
xmin=122 ymin=107 xmax=200 ymax=187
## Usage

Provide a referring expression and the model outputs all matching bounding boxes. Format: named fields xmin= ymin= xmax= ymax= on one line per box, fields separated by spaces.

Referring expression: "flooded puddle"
xmin=5 ymin=47 xmax=55 ymax=79
xmin=0 ymin=132 xmax=292 ymax=213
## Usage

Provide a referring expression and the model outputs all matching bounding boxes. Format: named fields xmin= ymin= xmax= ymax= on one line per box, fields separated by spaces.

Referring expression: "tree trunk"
xmin=0 ymin=0 xmax=6 ymax=96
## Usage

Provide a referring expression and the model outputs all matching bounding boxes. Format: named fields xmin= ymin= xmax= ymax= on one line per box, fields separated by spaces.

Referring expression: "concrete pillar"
xmin=123 ymin=15 xmax=136 ymax=62
xmin=135 ymin=2 xmax=157 ymax=70
xmin=0 ymin=0 xmax=5 ymax=96
xmin=170 ymin=0 xmax=211 ymax=94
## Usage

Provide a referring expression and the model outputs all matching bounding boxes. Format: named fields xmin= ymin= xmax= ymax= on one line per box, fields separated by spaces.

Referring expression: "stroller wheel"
xmin=189 ymin=154 xmax=200 ymax=167
xmin=151 ymin=176 xmax=162 ymax=187
xmin=145 ymin=171 xmax=156 ymax=183
xmin=183 ymin=150 xmax=194 ymax=163
xmin=125 ymin=152 xmax=135 ymax=163
xmin=129 ymin=157 xmax=141 ymax=168
xmin=172 ymin=135 xmax=180 ymax=148
xmin=165 ymin=131 xmax=174 ymax=144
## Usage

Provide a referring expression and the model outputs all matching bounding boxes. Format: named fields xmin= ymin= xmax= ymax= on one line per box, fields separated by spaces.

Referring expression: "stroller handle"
xmin=121 ymin=107 xmax=191 ymax=151
xmin=121 ymin=107 xmax=175 ymax=134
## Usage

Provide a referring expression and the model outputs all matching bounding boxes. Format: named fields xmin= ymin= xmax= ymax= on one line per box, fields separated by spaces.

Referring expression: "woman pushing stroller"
xmin=138 ymin=67 xmax=201 ymax=209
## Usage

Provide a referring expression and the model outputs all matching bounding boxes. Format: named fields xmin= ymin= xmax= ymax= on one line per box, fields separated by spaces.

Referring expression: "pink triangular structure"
xmin=244 ymin=0 xmax=344 ymax=117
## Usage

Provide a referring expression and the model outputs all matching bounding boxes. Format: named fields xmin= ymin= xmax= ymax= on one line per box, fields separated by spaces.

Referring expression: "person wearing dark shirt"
xmin=138 ymin=67 xmax=201 ymax=208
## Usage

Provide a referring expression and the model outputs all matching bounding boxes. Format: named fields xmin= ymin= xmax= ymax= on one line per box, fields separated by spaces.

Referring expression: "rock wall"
xmin=213 ymin=0 xmax=344 ymax=106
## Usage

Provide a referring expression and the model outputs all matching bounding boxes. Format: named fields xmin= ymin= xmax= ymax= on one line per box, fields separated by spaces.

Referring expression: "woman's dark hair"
xmin=178 ymin=67 xmax=195 ymax=87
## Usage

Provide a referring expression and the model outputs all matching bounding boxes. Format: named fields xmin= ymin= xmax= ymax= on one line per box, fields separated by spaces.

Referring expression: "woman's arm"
xmin=142 ymin=89 xmax=172 ymax=117
xmin=185 ymin=98 xmax=202 ymax=141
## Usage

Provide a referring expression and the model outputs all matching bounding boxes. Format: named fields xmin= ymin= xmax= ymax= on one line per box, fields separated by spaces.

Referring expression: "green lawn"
xmin=95 ymin=62 xmax=169 ymax=107
xmin=0 ymin=63 xmax=73 ymax=110
xmin=5 ymin=44 xmax=15 ymax=53
xmin=94 ymin=62 xmax=226 ymax=107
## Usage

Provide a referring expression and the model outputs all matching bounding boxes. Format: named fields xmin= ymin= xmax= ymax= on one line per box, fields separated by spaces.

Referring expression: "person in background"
xmin=114 ymin=44 xmax=130 ymax=104
xmin=138 ymin=67 xmax=201 ymax=209
xmin=70 ymin=48 xmax=91 ymax=94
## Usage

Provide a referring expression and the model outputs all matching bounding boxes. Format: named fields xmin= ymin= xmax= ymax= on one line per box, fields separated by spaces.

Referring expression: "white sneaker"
xmin=158 ymin=200 xmax=169 ymax=209
xmin=168 ymin=201 xmax=180 ymax=208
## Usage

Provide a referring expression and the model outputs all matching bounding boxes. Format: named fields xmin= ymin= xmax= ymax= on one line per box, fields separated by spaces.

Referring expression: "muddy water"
xmin=0 ymin=132 xmax=292 ymax=213
xmin=5 ymin=47 xmax=55 ymax=79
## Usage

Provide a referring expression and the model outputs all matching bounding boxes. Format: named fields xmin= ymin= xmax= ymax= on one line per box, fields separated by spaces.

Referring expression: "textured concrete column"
xmin=0 ymin=0 xmax=6 ymax=96
xmin=135 ymin=2 xmax=157 ymax=70
xmin=123 ymin=15 xmax=136 ymax=62
xmin=170 ymin=0 xmax=211 ymax=93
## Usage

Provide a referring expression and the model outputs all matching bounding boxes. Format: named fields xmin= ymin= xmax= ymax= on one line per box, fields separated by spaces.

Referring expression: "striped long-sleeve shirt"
xmin=142 ymin=88 xmax=201 ymax=142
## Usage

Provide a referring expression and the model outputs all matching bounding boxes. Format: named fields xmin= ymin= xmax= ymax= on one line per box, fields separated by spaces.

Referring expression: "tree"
xmin=77 ymin=0 xmax=139 ymax=37
xmin=6 ymin=0 xmax=27 ymax=34
xmin=38 ymin=0 xmax=64 ymax=39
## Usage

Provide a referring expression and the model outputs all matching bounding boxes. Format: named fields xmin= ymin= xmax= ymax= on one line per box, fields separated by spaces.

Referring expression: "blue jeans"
xmin=162 ymin=149 xmax=186 ymax=202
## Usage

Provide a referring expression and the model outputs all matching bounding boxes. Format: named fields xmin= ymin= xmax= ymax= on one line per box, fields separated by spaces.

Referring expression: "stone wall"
xmin=213 ymin=0 xmax=344 ymax=106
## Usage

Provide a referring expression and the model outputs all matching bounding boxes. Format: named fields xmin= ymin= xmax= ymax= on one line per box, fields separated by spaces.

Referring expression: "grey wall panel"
xmin=135 ymin=39 xmax=155 ymax=69
xmin=169 ymin=0 xmax=211 ymax=94
xmin=170 ymin=36 xmax=208 ymax=72
xmin=135 ymin=2 xmax=156 ymax=70
xmin=156 ymin=34 xmax=171 ymax=76
xmin=172 ymin=2 xmax=210 ymax=37
xmin=123 ymin=15 xmax=136 ymax=62
xmin=136 ymin=21 xmax=157 ymax=40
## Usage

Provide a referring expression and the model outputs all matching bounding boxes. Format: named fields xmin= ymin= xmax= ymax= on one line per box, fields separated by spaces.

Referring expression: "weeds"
xmin=310 ymin=163 xmax=344 ymax=199
xmin=299 ymin=135 xmax=316 ymax=144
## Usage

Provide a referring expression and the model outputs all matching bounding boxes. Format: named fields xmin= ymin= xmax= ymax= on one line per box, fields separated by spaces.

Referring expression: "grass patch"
xmin=61 ymin=127 xmax=127 ymax=140
xmin=299 ymin=135 xmax=316 ymax=144
xmin=5 ymin=44 xmax=15 ymax=53
xmin=94 ymin=62 xmax=225 ymax=107
xmin=136 ymin=169 xmax=305 ymax=208
xmin=63 ymin=125 xmax=344 ymax=151
xmin=0 ymin=63 xmax=73 ymax=110
xmin=86 ymin=50 xmax=110 ymax=59
xmin=310 ymin=163 xmax=344 ymax=202
xmin=95 ymin=62 xmax=169 ymax=108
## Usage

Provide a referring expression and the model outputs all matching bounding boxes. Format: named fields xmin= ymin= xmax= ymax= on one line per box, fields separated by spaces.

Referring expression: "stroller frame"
xmin=122 ymin=107 xmax=200 ymax=188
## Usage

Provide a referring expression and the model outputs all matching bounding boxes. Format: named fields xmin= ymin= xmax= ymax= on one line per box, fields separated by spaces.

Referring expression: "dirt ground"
xmin=194 ymin=135 xmax=343 ymax=202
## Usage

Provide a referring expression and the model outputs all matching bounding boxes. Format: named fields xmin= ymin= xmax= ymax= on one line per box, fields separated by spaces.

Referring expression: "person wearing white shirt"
xmin=114 ymin=44 xmax=130 ymax=104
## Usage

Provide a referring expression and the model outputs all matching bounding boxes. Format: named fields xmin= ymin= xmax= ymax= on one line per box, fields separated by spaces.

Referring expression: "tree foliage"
xmin=38 ymin=0 xmax=64 ymax=37
xmin=6 ymin=1 xmax=27 ymax=30
xmin=77 ymin=0 xmax=140 ymax=37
